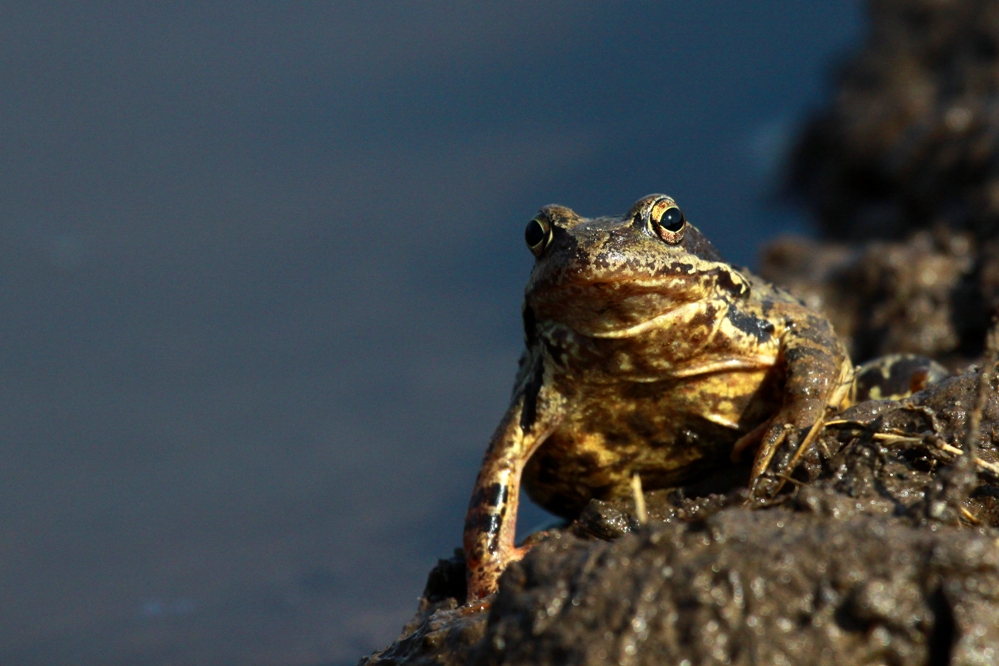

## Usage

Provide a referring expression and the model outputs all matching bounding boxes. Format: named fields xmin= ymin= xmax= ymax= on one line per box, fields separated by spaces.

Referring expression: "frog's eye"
xmin=525 ymin=215 xmax=552 ymax=257
xmin=659 ymin=206 xmax=685 ymax=232
xmin=649 ymin=202 xmax=686 ymax=244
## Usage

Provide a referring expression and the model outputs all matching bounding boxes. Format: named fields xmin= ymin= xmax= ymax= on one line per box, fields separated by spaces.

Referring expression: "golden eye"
xmin=649 ymin=200 xmax=686 ymax=244
xmin=524 ymin=215 xmax=552 ymax=256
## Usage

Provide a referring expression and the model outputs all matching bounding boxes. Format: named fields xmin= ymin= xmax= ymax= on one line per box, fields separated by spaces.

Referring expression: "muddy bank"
xmin=482 ymin=505 xmax=998 ymax=665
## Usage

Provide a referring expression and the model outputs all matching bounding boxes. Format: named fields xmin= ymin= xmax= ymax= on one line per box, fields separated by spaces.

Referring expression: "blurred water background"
xmin=0 ymin=3 xmax=860 ymax=664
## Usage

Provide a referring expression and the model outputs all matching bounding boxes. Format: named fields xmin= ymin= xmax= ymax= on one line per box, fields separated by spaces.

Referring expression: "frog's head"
xmin=522 ymin=194 xmax=750 ymax=336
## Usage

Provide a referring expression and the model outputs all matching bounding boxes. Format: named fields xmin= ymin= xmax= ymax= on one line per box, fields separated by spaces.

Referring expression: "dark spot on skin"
xmin=686 ymin=303 xmax=718 ymax=332
xmin=465 ymin=511 xmax=503 ymax=544
xmin=532 ymin=458 xmax=561 ymax=486
xmin=577 ymin=452 xmax=603 ymax=477
xmin=760 ymin=299 xmax=774 ymax=317
xmin=715 ymin=268 xmax=748 ymax=298
xmin=469 ymin=482 xmax=509 ymax=509
xmin=727 ymin=308 xmax=775 ymax=342
xmin=519 ymin=358 xmax=545 ymax=431
xmin=484 ymin=483 xmax=508 ymax=507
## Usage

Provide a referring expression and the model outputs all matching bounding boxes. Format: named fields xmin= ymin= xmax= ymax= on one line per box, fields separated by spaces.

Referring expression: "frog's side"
xmin=463 ymin=194 xmax=854 ymax=601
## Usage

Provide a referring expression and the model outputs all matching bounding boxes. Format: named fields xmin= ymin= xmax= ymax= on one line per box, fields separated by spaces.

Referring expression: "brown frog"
xmin=463 ymin=194 xmax=854 ymax=601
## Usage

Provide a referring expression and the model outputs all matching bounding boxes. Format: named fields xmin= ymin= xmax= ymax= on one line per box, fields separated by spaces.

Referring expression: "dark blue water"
xmin=0 ymin=3 xmax=860 ymax=663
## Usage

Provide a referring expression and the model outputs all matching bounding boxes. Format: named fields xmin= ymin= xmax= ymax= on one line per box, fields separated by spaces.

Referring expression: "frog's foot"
xmin=731 ymin=420 xmax=790 ymax=502
xmin=743 ymin=422 xmax=793 ymax=503
xmin=465 ymin=543 xmax=532 ymax=604
xmin=747 ymin=416 xmax=827 ymax=502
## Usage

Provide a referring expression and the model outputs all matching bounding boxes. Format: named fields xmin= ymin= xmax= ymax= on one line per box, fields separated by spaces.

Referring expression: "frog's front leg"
xmin=463 ymin=382 xmax=558 ymax=602
xmin=738 ymin=312 xmax=854 ymax=501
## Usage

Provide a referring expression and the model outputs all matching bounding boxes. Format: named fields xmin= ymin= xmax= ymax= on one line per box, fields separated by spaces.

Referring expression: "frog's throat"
xmin=578 ymin=298 xmax=730 ymax=340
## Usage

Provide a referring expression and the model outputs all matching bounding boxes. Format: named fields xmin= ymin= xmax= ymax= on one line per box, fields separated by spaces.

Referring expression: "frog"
xmin=462 ymin=194 xmax=855 ymax=602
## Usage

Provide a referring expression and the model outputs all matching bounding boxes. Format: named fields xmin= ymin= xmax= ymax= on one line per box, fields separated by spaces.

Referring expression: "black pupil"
xmin=661 ymin=207 xmax=684 ymax=231
xmin=525 ymin=219 xmax=546 ymax=247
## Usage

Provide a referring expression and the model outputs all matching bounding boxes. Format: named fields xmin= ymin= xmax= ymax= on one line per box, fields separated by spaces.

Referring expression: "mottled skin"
xmin=463 ymin=194 xmax=854 ymax=601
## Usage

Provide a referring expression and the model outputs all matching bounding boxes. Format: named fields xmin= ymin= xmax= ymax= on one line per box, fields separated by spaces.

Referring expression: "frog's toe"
xmin=747 ymin=421 xmax=807 ymax=501
xmin=748 ymin=471 xmax=784 ymax=504
xmin=749 ymin=422 xmax=794 ymax=480
xmin=509 ymin=544 xmax=531 ymax=564
xmin=749 ymin=413 xmax=830 ymax=501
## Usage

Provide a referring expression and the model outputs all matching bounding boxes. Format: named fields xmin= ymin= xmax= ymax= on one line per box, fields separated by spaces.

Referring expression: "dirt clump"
xmin=479 ymin=506 xmax=998 ymax=665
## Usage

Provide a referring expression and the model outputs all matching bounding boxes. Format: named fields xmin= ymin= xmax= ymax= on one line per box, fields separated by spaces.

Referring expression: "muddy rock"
xmin=479 ymin=510 xmax=999 ymax=666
